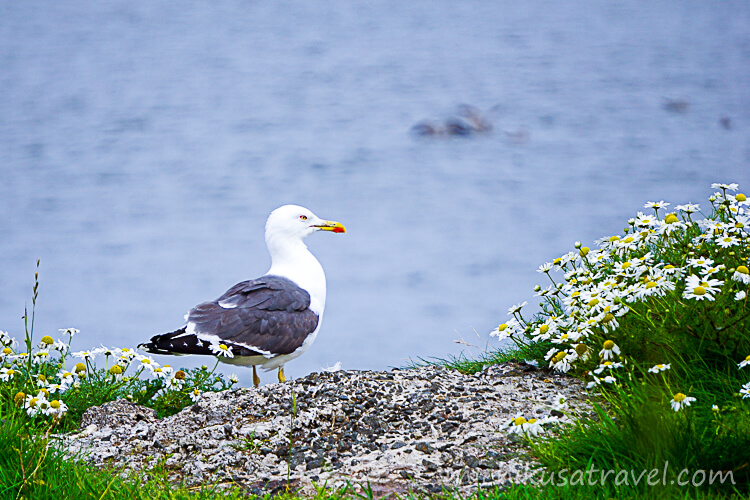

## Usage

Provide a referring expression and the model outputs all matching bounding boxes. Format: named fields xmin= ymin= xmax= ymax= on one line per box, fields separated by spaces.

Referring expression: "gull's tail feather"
xmin=137 ymin=327 xmax=212 ymax=356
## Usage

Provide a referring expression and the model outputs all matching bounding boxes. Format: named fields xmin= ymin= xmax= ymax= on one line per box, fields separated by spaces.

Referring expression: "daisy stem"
xmin=545 ymin=272 xmax=557 ymax=287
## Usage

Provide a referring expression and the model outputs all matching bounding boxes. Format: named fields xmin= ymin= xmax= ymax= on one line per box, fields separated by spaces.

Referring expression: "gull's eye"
xmin=299 ymin=215 xmax=308 ymax=221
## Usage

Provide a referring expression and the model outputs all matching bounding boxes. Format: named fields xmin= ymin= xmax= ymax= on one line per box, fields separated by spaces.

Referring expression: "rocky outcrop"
xmin=63 ymin=362 xmax=588 ymax=497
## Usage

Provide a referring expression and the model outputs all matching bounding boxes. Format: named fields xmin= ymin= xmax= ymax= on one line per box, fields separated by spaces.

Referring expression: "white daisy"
xmin=593 ymin=361 xmax=623 ymax=375
xmin=165 ymin=375 xmax=184 ymax=390
xmin=711 ymin=183 xmax=738 ymax=191
xmin=740 ymin=382 xmax=750 ymax=399
xmin=33 ymin=350 xmax=50 ymax=363
xmin=152 ymin=366 xmax=170 ymax=380
xmin=644 ymin=200 xmax=670 ymax=211
xmin=738 ymin=355 xmax=750 ymax=369
xmin=537 ymin=262 xmax=553 ymax=274
xmin=46 ymin=399 xmax=68 ymax=417
xmin=209 ymin=343 xmax=234 ymax=358
xmin=72 ymin=350 xmax=96 ymax=361
xmin=189 ymin=388 xmax=202 ymax=402
xmin=0 ymin=367 xmax=17 ymax=382
xmin=25 ymin=392 xmax=50 ymax=418
xmin=670 ymin=393 xmax=696 ymax=411
xmin=136 ymin=355 xmax=160 ymax=373
xmin=737 ymin=291 xmax=747 ymax=301
xmin=0 ymin=330 xmax=13 ymax=346
xmin=502 ymin=414 xmax=547 ymax=437
xmin=648 ymin=363 xmax=671 ymax=373
xmin=551 ymin=392 xmax=568 ymax=410
xmin=686 ymin=257 xmax=715 ymax=270
xmin=59 ymin=328 xmax=80 ymax=337
xmin=683 ymin=275 xmax=723 ymax=301
xmin=586 ymin=375 xmax=616 ymax=389
xmin=716 ymin=236 xmax=740 ymax=248
xmin=56 ymin=369 xmax=76 ymax=386
xmin=675 ymin=203 xmax=700 ymax=214
xmin=732 ymin=266 xmax=750 ymax=285
xmin=52 ymin=339 xmax=67 ymax=352
xmin=491 ymin=317 xmax=522 ymax=341
xmin=119 ymin=347 xmax=137 ymax=361
xmin=599 ymin=340 xmax=620 ymax=361
xmin=549 ymin=351 xmax=574 ymax=373
xmin=507 ymin=301 xmax=528 ymax=315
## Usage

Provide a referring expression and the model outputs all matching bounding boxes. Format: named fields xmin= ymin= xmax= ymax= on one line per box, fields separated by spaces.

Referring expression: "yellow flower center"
xmin=51 ymin=400 xmax=61 ymax=409
xmin=609 ymin=235 xmax=620 ymax=242
xmin=29 ymin=398 xmax=38 ymax=408
xmin=673 ymin=393 xmax=686 ymax=402
xmin=513 ymin=417 xmax=527 ymax=426
xmin=14 ymin=392 xmax=25 ymax=405
xmin=2 ymin=347 xmax=10 ymax=355
xmin=623 ymin=237 xmax=634 ymax=243
xmin=579 ymin=247 xmax=590 ymax=257
xmin=74 ymin=363 xmax=86 ymax=373
xmin=736 ymin=193 xmax=747 ymax=202
xmin=693 ymin=286 xmax=706 ymax=296
xmin=40 ymin=335 xmax=54 ymax=345
xmin=575 ymin=344 xmax=589 ymax=356
xmin=622 ymin=262 xmax=631 ymax=269
xmin=498 ymin=323 xmax=508 ymax=331
xmin=664 ymin=213 xmax=679 ymax=224
xmin=552 ymin=351 xmax=566 ymax=363
xmin=109 ymin=365 xmax=123 ymax=375
xmin=737 ymin=266 xmax=749 ymax=275
xmin=539 ymin=325 xmax=549 ymax=334
xmin=646 ymin=281 xmax=657 ymax=289
xmin=603 ymin=340 xmax=615 ymax=350
xmin=527 ymin=418 xmax=538 ymax=424
xmin=588 ymin=298 xmax=599 ymax=307
xmin=219 ymin=344 xmax=229 ymax=351
xmin=175 ymin=370 xmax=186 ymax=380
xmin=603 ymin=361 xmax=612 ymax=366
xmin=665 ymin=264 xmax=675 ymax=269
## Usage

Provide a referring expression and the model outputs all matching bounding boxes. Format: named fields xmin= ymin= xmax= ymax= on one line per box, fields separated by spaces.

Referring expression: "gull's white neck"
xmin=266 ymin=234 xmax=327 ymax=316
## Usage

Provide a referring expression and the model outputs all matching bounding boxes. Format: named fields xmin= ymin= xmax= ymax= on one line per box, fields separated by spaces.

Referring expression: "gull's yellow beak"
xmin=314 ymin=220 xmax=346 ymax=233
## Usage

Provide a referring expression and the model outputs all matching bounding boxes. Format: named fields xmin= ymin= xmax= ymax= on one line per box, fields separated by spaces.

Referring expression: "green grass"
xmin=407 ymin=341 xmax=554 ymax=375
xmin=0 ymin=404 xmax=253 ymax=500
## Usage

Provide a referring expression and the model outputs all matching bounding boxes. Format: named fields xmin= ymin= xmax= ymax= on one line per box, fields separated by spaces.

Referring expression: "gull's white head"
xmin=264 ymin=205 xmax=346 ymax=311
xmin=265 ymin=205 xmax=346 ymax=244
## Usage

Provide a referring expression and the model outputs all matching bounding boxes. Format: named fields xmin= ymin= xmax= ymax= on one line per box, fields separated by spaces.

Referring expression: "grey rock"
xmin=62 ymin=362 xmax=588 ymax=497
xmin=80 ymin=400 xmax=157 ymax=429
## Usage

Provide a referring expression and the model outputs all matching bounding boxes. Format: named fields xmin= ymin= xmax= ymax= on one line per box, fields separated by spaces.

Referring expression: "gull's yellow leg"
xmin=252 ymin=366 xmax=260 ymax=388
xmin=278 ymin=366 xmax=286 ymax=383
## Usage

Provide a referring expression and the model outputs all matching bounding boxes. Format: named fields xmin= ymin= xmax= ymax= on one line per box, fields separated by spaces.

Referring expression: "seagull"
xmin=138 ymin=205 xmax=346 ymax=387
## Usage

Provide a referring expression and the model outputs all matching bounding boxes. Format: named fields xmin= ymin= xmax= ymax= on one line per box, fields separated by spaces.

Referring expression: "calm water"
xmin=1 ymin=1 xmax=749 ymax=386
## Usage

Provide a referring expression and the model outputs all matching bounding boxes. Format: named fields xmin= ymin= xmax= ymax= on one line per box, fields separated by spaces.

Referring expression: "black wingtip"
xmin=137 ymin=341 xmax=169 ymax=355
